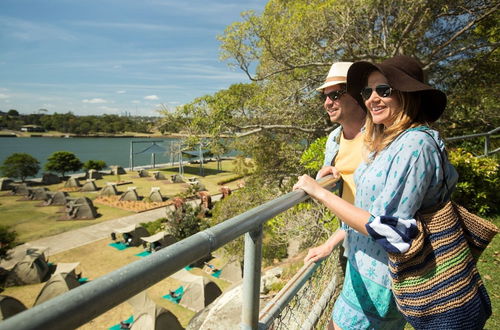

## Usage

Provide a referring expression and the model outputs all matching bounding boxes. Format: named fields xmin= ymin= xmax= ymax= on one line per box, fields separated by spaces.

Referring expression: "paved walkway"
xmin=1 ymin=208 xmax=165 ymax=269
xmin=1 ymin=193 xmax=225 ymax=269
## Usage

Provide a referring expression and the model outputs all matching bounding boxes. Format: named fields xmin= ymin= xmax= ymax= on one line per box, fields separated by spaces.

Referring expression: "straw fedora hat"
xmin=346 ymin=55 xmax=447 ymax=122
xmin=316 ymin=62 xmax=353 ymax=91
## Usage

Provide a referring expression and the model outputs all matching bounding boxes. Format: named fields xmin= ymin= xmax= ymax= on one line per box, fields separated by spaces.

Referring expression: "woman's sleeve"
xmin=364 ymin=133 xmax=439 ymax=253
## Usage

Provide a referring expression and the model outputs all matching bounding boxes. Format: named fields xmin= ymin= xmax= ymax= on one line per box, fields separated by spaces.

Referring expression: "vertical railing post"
xmin=130 ymin=141 xmax=133 ymax=170
xmin=241 ymin=225 xmax=263 ymax=329
xmin=485 ymin=135 xmax=490 ymax=156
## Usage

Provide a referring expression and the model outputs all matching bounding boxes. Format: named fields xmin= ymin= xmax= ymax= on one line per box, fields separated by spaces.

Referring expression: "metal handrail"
xmin=445 ymin=127 xmax=499 ymax=141
xmin=0 ymin=176 xmax=338 ymax=330
xmin=445 ymin=126 xmax=500 ymax=156
xmin=258 ymin=261 xmax=321 ymax=328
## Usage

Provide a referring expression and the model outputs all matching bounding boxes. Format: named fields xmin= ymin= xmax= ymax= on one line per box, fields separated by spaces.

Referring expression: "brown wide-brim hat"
xmin=347 ymin=55 xmax=447 ymax=122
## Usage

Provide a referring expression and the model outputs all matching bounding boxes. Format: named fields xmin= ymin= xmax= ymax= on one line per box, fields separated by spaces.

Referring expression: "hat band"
xmin=325 ymin=76 xmax=346 ymax=82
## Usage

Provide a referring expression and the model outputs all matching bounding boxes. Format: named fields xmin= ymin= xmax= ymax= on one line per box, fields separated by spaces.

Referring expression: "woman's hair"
xmin=364 ymin=71 xmax=427 ymax=156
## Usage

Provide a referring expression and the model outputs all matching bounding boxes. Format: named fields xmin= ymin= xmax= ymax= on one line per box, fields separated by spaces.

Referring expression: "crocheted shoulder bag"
xmin=387 ymin=130 xmax=498 ymax=330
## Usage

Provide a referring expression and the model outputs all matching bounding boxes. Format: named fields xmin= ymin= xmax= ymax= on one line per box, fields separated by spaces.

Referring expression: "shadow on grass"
xmin=159 ymin=165 xmax=227 ymax=176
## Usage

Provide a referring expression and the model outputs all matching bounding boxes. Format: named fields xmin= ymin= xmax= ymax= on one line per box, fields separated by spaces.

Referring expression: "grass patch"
xmin=0 ymin=160 xmax=241 ymax=243
xmin=478 ymin=215 xmax=500 ymax=330
xmin=1 ymin=238 xmax=232 ymax=328
xmin=0 ymin=195 xmax=133 ymax=243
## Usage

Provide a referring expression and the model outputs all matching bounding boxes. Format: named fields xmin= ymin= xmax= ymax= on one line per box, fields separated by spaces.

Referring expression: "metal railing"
xmin=259 ymin=250 xmax=339 ymax=329
xmin=0 ymin=176 xmax=338 ymax=330
xmin=445 ymin=127 xmax=500 ymax=157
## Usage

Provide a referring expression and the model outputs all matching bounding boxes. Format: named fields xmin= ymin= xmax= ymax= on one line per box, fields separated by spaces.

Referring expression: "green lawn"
xmin=0 ymin=159 xmax=242 ymax=243
xmin=0 ymin=195 xmax=134 ymax=242
xmin=478 ymin=215 xmax=500 ymax=330
xmin=1 ymin=238 xmax=233 ymax=329
xmin=2 ymin=158 xmax=497 ymax=328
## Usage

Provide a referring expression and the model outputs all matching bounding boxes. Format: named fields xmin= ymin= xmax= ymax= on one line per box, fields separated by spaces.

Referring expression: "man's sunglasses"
xmin=321 ymin=89 xmax=346 ymax=102
xmin=360 ymin=84 xmax=393 ymax=100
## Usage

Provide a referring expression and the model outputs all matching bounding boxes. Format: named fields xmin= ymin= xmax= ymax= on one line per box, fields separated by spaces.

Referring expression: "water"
xmin=0 ymin=137 xmax=189 ymax=177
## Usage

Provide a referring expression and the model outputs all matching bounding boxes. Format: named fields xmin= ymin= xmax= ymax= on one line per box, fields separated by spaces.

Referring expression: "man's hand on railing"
xmin=316 ymin=166 xmax=341 ymax=181
xmin=304 ymin=243 xmax=335 ymax=264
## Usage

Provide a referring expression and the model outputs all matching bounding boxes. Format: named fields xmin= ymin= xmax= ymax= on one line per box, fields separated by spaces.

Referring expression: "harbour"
xmin=0 ymin=136 xmax=184 ymax=177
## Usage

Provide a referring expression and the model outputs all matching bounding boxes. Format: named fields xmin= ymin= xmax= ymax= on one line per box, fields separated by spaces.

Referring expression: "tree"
xmin=434 ymin=8 xmax=500 ymax=139
xmin=210 ymin=180 xmax=282 ymax=263
xmin=7 ymin=109 xmax=19 ymax=117
xmin=45 ymin=151 xmax=83 ymax=178
xmin=0 ymin=153 xmax=40 ymax=182
xmin=209 ymin=179 xmax=328 ymax=264
xmin=0 ymin=226 xmax=17 ymax=260
xmin=217 ymin=0 xmax=499 ymax=131
xmin=82 ymin=159 xmax=107 ymax=172
xmin=163 ymin=0 xmax=498 ymax=184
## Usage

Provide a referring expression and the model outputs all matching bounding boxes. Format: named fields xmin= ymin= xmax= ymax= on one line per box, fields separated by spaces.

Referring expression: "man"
xmin=304 ymin=62 xmax=366 ymax=263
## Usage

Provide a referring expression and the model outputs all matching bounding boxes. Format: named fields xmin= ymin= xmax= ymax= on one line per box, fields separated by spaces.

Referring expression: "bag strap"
xmin=418 ymin=129 xmax=450 ymax=208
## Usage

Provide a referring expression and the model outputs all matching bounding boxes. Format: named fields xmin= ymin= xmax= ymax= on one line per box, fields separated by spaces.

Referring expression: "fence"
xmin=446 ymin=126 xmax=500 ymax=157
xmin=259 ymin=248 xmax=341 ymax=329
xmin=0 ymin=177 xmax=339 ymax=330
xmin=5 ymin=128 xmax=496 ymax=330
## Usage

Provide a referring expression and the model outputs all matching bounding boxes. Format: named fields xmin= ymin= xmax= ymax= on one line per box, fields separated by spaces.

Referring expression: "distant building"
xmin=20 ymin=125 xmax=45 ymax=132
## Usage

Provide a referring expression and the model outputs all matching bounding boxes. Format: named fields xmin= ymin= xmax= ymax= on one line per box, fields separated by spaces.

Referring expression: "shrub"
xmin=210 ymin=179 xmax=283 ymax=265
xmin=141 ymin=218 xmax=167 ymax=235
xmin=0 ymin=153 xmax=40 ymax=181
xmin=209 ymin=178 xmax=337 ymax=265
xmin=448 ymin=148 xmax=499 ymax=215
xmin=216 ymin=174 xmax=245 ymax=185
xmin=177 ymin=182 xmax=205 ymax=199
xmin=300 ymin=136 xmax=327 ymax=173
xmin=232 ymin=155 xmax=255 ymax=176
xmin=0 ymin=226 xmax=18 ymax=260
xmin=82 ymin=159 xmax=107 ymax=172
xmin=166 ymin=204 xmax=209 ymax=241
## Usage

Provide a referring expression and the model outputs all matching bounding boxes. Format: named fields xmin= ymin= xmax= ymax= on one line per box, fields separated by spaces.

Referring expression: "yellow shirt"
xmin=334 ymin=133 xmax=364 ymax=204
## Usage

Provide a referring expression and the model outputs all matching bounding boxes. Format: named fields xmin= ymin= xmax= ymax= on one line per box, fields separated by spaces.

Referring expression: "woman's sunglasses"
xmin=321 ymin=89 xmax=346 ymax=102
xmin=360 ymin=84 xmax=393 ymax=100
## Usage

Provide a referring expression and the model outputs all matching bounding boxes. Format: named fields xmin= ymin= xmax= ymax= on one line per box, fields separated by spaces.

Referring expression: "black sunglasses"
xmin=321 ymin=89 xmax=346 ymax=102
xmin=360 ymin=84 xmax=393 ymax=100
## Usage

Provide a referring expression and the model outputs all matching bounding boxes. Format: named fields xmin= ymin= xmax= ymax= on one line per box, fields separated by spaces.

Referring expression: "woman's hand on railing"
xmin=295 ymin=167 xmax=340 ymax=199
xmin=293 ymin=174 xmax=323 ymax=197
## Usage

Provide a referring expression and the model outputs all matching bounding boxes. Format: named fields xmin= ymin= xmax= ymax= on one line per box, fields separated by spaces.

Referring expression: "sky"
xmin=0 ymin=0 xmax=267 ymax=117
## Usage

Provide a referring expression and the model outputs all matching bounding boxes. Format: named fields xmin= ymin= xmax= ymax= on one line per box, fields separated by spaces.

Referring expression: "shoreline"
xmin=0 ymin=132 xmax=182 ymax=139
xmin=0 ymin=130 xmax=229 ymax=139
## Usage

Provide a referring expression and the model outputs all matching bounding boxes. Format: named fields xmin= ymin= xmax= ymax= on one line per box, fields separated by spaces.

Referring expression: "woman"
xmin=293 ymin=55 xmax=458 ymax=329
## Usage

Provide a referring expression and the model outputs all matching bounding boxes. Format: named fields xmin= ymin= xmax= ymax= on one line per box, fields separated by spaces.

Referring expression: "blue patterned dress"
xmin=332 ymin=127 xmax=458 ymax=329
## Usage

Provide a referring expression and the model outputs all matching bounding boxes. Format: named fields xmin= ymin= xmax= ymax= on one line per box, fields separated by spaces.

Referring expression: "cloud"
xmin=0 ymin=93 xmax=9 ymax=99
xmin=70 ymin=20 xmax=199 ymax=33
xmin=99 ymin=106 xmax=120 ymax=113
xmin=0 ymin=16 xmax=76 ymax=41
xmin=116 ymin=90 xmax=126 ymax=94
xmin=82 ymin=98 xmax=108 ymax=104
xmin=132 ymin=100 xmax=141 ymax=104
xmin=144 ymin=95 xmax=159 ymax=100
